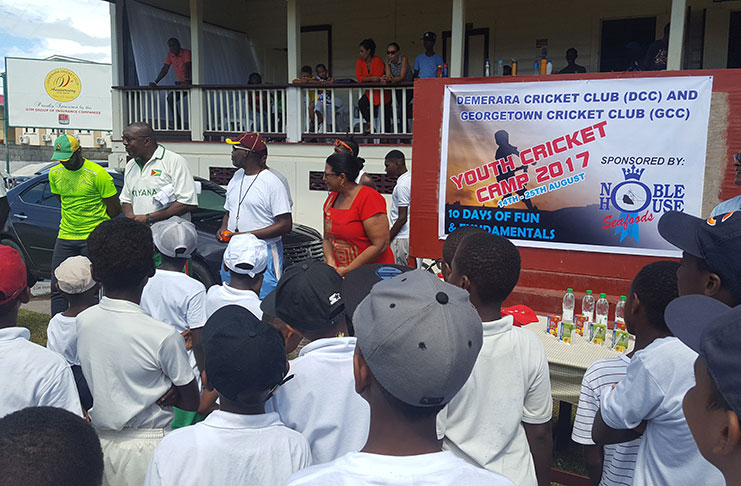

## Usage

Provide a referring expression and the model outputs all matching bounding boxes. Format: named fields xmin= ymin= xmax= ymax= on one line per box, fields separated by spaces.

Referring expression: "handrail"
xmin=290 ymin=81 xmax=414 ymax=88
xmin=113 ymin=81 xmax=414 ymax=90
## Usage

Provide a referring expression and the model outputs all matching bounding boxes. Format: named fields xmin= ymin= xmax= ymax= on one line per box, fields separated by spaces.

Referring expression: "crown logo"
xmin=622 ymin=166 xmax=645 ymax=180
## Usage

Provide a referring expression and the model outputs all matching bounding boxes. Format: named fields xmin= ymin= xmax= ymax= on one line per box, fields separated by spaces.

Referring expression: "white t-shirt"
xmin=437 ymin=315 xmax=552 ymax=486
xmin=46 ymin=313 xmax=80 ymax=366
xmin=205 ymin=284 xmax=263 ymax=319
xmin=267 ymin=337 xmax=370 ymax=464
xmin=354 ymin=169 xmax=367 ymax=185
xmin=572 ymin=355 xmax=641 ymax=486
xmin=224 ymin=168 xmax=291 ymax=244
xmin=390 ymin=171 xmax=411 ymax=239
xmin=269 ymin=168 xmax=293 ymax=208
xmin=145 ymin=410 xmax=312 ymax=486
xmin=286 ymin=450 xmax=515 ymax=486
xmin=120 ymin=145 xmax=198 ymax=216
xmin=141 ymin=269 xmax=207 ymax=334
xmin=76 ymin=297 xmax=196 ymax=430
xmin=0 ymin=327 xmax=82 ymax=418
xmin=600 ymin=337 xmax=724 ymax=486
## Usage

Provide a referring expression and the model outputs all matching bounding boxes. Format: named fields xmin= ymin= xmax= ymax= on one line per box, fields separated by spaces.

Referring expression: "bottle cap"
xmin=567 ymin=288 xmax=573 ymax=293
xmin=600 ymin=293 xmax=607 ymax=297
xmin=586 ymin=290 xmax=592 ymax=294
xmin=620 ymin=295 xmax=627 ymax=300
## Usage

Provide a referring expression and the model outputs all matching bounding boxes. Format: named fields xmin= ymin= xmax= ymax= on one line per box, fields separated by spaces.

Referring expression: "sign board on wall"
xmin=5 ymin=57 xmax=113 ymax=130
xmin=439 ymin=76 xmax=713 ymax=257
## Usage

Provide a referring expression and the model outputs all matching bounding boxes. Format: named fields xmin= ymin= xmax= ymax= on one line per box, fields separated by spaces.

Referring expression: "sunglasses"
xmin=323 ymin=172 xmax=340 ymax=179
xmin=232 ymin=145 xmax=258 ymax=154
xmin=387 ymin=50 xmax=398 ymax=55
xmin=334 ymin=139 xmax=354 ymax=153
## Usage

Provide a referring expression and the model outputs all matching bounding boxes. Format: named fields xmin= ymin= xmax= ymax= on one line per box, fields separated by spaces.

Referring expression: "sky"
xmin=0 ymin=0 xmax=111 ymax=86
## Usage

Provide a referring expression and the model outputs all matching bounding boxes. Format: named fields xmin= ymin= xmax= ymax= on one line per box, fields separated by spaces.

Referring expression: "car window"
xmin=41 ymin=182 xmax=61 ymax=209
xmin=198 ymin=185 xmax=226 ymax=211
xmin=20 ymin=182 xmax=45 ymax=205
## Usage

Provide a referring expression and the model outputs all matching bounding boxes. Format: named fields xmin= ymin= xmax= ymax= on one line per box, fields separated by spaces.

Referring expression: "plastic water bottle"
xmin=484 ymin=58 xmax=491 ymax=76
xmin=615 ymin=295 xmax=627 ymax=328
xmin=562 ymin=288 xmax=575 ymax=323
xmin=581 ymin=290 xmax=595 ymax=322
xmin=497 ymin=59 xmax=503 ymax=76
xmin=546 ymin=60 xmax=553 ymax=74
xmin=596 ymin=293 xmax=609 ymax=325
xmin=442 ymin=63 xmax=449 ymax=77
xmin=436 ymin=64 xmax=443 ymax=77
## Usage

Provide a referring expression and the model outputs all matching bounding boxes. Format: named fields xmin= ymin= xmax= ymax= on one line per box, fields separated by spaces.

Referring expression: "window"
xmin=198 ymin=184 xmax=226 ymax=211
xmin=600 ymin=17 xmax=657 ymax=72
xmin=20 ymin=183 xmax=44 ymax=205
xmin=40 ymin=182 xmax=61 ymax=209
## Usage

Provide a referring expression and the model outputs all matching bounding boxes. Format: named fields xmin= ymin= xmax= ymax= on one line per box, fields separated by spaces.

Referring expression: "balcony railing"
xmin=113 ymin=82 xmax=414 ymax=142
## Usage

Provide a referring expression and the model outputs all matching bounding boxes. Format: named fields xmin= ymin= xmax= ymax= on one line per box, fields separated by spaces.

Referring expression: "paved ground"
xmin=22 ymin=296 xmax=51 ymax=316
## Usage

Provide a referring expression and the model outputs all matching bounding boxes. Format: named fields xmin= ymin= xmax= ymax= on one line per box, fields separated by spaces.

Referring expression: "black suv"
xmin=1 ymin=170 xmax=323 ymax=287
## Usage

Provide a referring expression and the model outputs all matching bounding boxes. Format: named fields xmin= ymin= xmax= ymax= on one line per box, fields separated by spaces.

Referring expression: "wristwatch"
xmin=145 ymin=214 xmax=154 ymax=225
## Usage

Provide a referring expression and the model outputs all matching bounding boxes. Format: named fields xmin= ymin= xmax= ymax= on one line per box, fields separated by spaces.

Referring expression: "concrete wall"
xmin=1 ymin=143 xmax=112 ymax=163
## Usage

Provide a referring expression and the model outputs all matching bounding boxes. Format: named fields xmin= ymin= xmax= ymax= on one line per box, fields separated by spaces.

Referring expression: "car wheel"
xmin=1 ymin=238 xmax=38 ymax=287
xmin=190 ymin=258 xmax=216 ymax=289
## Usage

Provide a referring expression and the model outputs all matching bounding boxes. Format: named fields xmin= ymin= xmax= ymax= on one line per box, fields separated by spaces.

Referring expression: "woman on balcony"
xmin=322 ymin=152 xmax=393 ymax=277
xmin=356 ymin=38 xmax=393 ymax=134
xmin=383 ymin=42 xmax=414 ymax=132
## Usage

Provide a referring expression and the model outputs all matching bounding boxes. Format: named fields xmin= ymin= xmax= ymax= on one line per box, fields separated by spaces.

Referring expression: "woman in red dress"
xmin=323 ymin=152 xmax=394 ymax=276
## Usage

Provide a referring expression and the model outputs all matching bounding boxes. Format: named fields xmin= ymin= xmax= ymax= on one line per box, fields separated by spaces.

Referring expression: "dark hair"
xmin=124 ymin=121 xmax=156 ymax=141
xmin=301 ymin=65 xmax=312 ymax=74
xmin=87 ymin=218 xmax=155 ymax=293
xmin=630 ymin=260 xmax=680 ymax=333
xmin=442 ymin=226 xmax=485 ymax=265
xmin=0 ymin=406 xmax=104 ymax=486
xmin=248 ymin=72 xmax=262 ymax=84
xmin=327 ymin=152 xmax=362 ymax=182
xmin=340 ymin=137 xmax=360 ymax=157
xmin=377 ymin=380 xmax=443 ymax=420
xmin=359 ymin=38 xmax=376 ymax=57
xmin=384 ymin=149 xmax=405 ymax=163
xmin=388 ymin=42 xmax=400 ymax=51
xmin=315 ymin=63 xmax=328 ymax=71
xmin=566 ymin=47 xmax=578 ymax=56
xmin=453 ymin=232 xmax=521 ymax=303
xmin=167 ymin=37 xmax=180 ymax=46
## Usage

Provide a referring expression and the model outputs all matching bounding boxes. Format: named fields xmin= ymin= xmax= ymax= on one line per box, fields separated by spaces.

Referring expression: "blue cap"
xmin=665 ymin=295 xmax=741 ymax=416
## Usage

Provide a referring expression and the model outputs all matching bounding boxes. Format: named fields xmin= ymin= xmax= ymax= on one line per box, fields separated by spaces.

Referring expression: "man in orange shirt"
xmin=150 ymin=38 xmax=192 ymax=130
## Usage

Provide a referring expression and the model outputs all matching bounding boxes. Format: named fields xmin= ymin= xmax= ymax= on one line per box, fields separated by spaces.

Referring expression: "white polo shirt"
xmin=0 ymin=327 xmax=82 ymax=418
xmin=390 ymin=171 xmax=411 ymax=239
xmin=437 ymin=315 xmax=552 ymax=486
xmin=76 ymin=297 xmax=196 ymax=431
xmin=145 ymin=410 xmax=312 ymax=486
xmin=141 ymin=269 xmax=207 ymax=334
xmin=286 ymin=450 xmax=515 ymax=486
xmin=46 ymin=313 xmax=80 ymax=366
xmin=120 ymin=145 xmax=198 ymax=216
xmin=600 ymin=337 xmax=724 ymax=486
xmin=224 ymin=168 xmax=291 ymax=244
xmin=205 ymin=284 xmax=263 ymax=319
xmin=267 ymin=337 xmax=370 ymax=464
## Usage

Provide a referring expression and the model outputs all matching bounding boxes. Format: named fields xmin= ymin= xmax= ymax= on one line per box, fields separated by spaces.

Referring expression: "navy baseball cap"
xmin=342 ymin=264 xmax=413 ymax=322
xmin=261 ymin=260 xmax=345 ymax=331
xmin=202 ymin=305 xmax=287 ymax=401
xmin=422 ymin=32 xmax=437 ymax=41
xmin=658 ymin=211 xmax=741 ymax=300
xmin=665 ymin=295 xmax=741 ymax=416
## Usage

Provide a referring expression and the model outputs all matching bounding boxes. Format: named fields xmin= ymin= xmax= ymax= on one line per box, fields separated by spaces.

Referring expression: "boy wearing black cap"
xmin=262 ymin=260 xmax=370 ymax=464
xmin=145 ymin=305 xmax=311 ymax=486
xmin=440 ymin=232 xmax=552 ymax=486
xmin=665 ymin=295 xmax=741 ymax=486
xmin=287 ymin=270 xmax=513 ymax=485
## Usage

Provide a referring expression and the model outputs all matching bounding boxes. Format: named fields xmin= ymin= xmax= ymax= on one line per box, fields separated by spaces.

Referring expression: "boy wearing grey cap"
xmin=145 ymin=306 xmax=311 ymax=486
xmin=286 ymin=270 xmax=514 ymax=485
xmin=665 ymin=295 xmax=741 ymax=485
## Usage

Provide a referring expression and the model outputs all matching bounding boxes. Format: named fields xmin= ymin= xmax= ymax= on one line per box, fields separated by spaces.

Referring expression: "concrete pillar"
xmin=109 ymin=1 xmax=124 ymax=138
xmin=287 ymin=0 xmax=301 ymax=82
xmin=449 ymin=0 xmax=466 ymax=78
xmin=189 ymin=0 xmax=204 ymax=141
xmin=667 ymin=0 xmax=687 ymax=70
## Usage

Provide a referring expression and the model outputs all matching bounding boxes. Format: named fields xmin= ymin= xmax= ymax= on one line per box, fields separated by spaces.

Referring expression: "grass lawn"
xmin=19 ymin=309 xmax=50 ymax=346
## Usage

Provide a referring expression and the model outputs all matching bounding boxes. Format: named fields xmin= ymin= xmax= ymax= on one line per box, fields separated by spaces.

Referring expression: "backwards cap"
xmin=0 ymin=246 xmax=27 ymax=306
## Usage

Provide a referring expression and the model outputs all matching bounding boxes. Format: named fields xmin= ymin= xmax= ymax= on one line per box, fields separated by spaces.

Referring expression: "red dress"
xmin=324 ymin=186 xmax=395 ymax=267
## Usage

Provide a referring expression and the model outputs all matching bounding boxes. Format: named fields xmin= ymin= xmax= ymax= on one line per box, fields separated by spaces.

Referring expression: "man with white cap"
xmin=217 ymin=132 xmax=292 ymax=298
xmin=141 ymin=217 xmax=207 ymax=383
xmin=206 ymin=233 xmax=268 ymax=319
xmin=286 ymin=270 xmax=514 ymax=485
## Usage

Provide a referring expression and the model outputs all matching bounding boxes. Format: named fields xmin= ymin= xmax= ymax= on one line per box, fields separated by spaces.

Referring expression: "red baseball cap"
xmin=0 ymin=246 xmax=27 ymax=306
xmin=225 ymin=132 xmax=267 ymax=153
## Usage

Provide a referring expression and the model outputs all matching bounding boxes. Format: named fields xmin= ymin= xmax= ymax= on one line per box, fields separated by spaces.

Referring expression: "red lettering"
xmin=580 ymin=126 xmax=595 ymax=143
xmin=451 ymin=173 xmax=465 ymax=190
xmin=520 ymin=148 xmax=534 ymax=165
xmin=476 ymin=186 xmax=490 ymax=202
xmin=565 ymin=131 xmax=582 ymax=148
xmin=552 ymin=136 xmax=567 ymax=153
xmin=593 ymin=120 xmax=608 ymax=138
xmin=463 ymin=169 xmax=477 ymax=186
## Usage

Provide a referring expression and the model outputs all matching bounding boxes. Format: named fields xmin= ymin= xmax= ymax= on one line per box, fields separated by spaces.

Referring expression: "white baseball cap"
xmin=152 ymin=216 xmax=198 ymax=259
xmin=223 ymin=234 xmax=268 ymax=277
xmin=54 ymin=256 xmax=96 ymax=295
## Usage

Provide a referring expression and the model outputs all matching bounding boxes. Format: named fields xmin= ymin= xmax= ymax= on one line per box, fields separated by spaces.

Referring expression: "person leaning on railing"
xmin=383 ymin=42 xmax=414 ymax=131
xmin=356 ymin=38 xmax=393 ymax=134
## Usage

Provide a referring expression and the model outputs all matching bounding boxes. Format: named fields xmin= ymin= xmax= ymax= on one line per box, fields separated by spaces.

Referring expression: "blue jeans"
xmin=220 ymin=240 xmax=283 ymax=299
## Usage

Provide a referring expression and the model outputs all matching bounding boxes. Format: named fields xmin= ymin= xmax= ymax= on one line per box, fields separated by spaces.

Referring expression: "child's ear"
xmin=202 ymin=370 xmax=213 ymax=392
xmin=460 ymin=275 xmax=472 ymax=292
xmin=353 ymin=351 xmax=371 ymax=395
xmin=629 ymin=292 xmax=641 ymax=316
xmin=715 ymin=410 xmax=741 ymax=456
xmin=20 ymin=287 xmax=31 ymax=305
xmin=441 ymin=262 xmax=451 ymax=281
xmin=706 ymin=272 xmax=723 ymax=297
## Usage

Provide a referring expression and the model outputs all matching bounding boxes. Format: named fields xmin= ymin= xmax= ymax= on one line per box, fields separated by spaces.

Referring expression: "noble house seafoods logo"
xmin=44 ymin=68 xmax=82 ymax=102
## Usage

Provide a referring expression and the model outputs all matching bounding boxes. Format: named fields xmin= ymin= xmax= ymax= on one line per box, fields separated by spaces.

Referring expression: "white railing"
xmin=299 ymin=83 xmax=413 ymax=138
xmin=121 ymin=88 xmax=191 ymax=132
xmin=202 ymin=86 xmax=287 ymax=135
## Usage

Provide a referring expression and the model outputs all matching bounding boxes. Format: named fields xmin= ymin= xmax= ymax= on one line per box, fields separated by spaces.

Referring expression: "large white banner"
xmin=439 ymin=76 xmax=713 ymax=256
xmin=6 ymin=57 xmax=112 ymax=130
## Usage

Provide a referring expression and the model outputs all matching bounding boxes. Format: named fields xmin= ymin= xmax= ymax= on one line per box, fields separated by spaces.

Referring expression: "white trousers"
xmin=97 ymin=427 xmax=167 ymax=486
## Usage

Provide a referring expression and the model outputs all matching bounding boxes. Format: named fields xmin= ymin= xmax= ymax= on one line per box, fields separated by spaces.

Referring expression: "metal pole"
xmin=2 ymin=73 xmax=10 ymax=176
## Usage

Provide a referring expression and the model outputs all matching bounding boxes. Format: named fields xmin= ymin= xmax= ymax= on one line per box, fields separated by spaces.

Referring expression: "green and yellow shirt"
xmin=48 ymin=159 xmax=117 ymax=240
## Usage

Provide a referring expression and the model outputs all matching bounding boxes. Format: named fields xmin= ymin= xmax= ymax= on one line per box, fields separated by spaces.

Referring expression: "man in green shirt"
xmin=49 ymin=135 xmax=121 ymax=315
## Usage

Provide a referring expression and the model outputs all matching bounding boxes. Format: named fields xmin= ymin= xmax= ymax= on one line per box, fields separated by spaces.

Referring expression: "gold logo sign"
xmin=44 ymin=68 xmax=82 ymax=102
